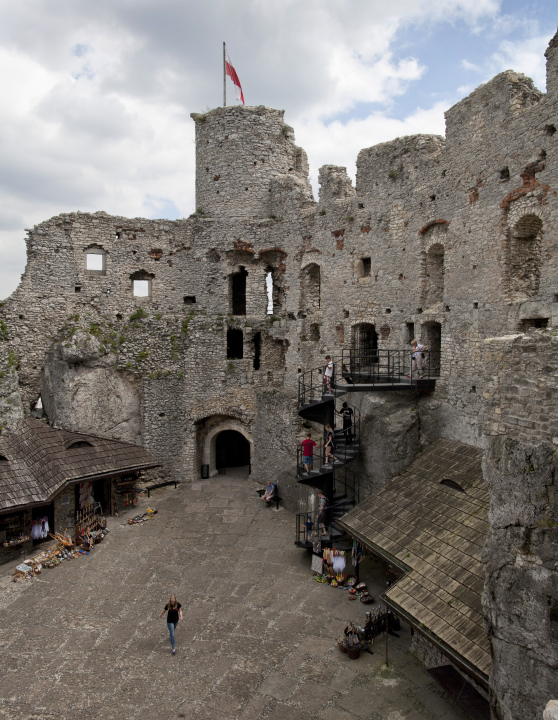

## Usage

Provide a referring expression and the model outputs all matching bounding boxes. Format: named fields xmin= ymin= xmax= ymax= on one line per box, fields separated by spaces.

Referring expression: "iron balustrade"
xmin=342 ymin=348 xmax=441 ymax=385
xmin=296 ymin=405 xmax=360 ymax=478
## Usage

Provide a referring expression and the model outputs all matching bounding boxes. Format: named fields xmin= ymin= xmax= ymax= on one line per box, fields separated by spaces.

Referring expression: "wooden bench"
xmin=257 ymin=486 xmax=282 ymax=509
xmin=146 ymin=480 xmax=181 ymax=498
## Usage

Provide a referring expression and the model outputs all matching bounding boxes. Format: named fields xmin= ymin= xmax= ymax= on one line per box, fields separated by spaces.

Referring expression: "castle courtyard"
xmin=0 ymin=476 xmax=470 ymax=720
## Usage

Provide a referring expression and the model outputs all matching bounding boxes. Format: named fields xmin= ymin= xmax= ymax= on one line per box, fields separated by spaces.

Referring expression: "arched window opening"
xmin=424 ymin=243 xmax=444 ymax=307
xmin=253 ymin=332 xmax=261 ymax=370
xmin=300 ymin=264 xmax=321 ymax=315
xmin=508 ymin=214 xmax=543 ymax=299
xmin=441 ymin=478 xmax=465 ymax=492
xmin=85 ymin=246 xmax=106 ymax=275
xmin=215 ymin=430 xmax=251 ymax=473
xmin=231 ymin=267 xmax=247 ymax=315
xmin=421 ymin=322 xmax=441 ymax=377
xmin=227 ymin=328 xmax=244 ymax=359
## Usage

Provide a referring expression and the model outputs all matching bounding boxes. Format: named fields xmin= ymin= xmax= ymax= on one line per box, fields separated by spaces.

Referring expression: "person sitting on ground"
xmin=261 ymin=479 xmax=277 ymax=505
xmin=300 ymin=432 xmax=317 ymax=475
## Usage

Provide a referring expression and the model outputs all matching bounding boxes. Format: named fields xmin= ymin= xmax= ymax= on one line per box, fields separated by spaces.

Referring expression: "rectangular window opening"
xmin=133 ymin=280 xmax=151 ymax=297
xmin=86 ymin=253 xmax=105 ymax=274
xmin=183 ymin=296 xmax=196 ymax=305
xmin=362 ymin=258 xmax=371 ymax=277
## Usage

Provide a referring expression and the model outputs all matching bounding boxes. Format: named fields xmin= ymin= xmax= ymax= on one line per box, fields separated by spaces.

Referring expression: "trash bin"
xmin=201 ymin=464 xmax=209 ymax=479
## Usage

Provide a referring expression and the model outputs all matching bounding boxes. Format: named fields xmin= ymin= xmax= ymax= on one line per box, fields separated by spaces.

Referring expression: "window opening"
xmin=67 ymin=441 xmax=94 ymax=450
xmin=500 ymin=167 xmax=510 ymax=181
xmin=85 ymin=248 xmax=106 ymax=275
xmin=130 ymin=271 xmax=154 ymax=298
xmin=300 ymin=264 xmax=320 ymax=315
xmin=507 ymin=214 xmax=543 ymax=299
xmin=227 ymin=328 xmax=244 ymax=359
xmin=231 ymin=267 xmax=247 ymax=315
xmin=253 ymin=332 xmax=261 ymax=370
xmin=133 ymin=280 xmax=150 ymax=297
xmin=183 ymin=296 xmax=196 ymax=304
xmin=424 ymin=243 xmax=444 ymax=307
xmin=266 ymin=271 xmax=273 ymax=314
xmin=75 ymin=286 xmax=81 ymax=293
xmin=522 ymin=318 xmax=548 ymax=331
xmin=356 ymin=257 xmax=371 ymax=279
xmin=309 ymin=323 xmax=320 ymax=341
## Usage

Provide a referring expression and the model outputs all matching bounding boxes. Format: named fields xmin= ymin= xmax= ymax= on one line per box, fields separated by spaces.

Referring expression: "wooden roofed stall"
xmin=0 ymin=418 xmax=159 ymax=563
xmin=337 ymin=438 xmax=491 ymax=693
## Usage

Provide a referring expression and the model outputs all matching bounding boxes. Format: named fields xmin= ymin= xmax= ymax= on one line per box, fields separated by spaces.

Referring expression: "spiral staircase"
xmin=294 ymin=349 xmax=438 ymax=549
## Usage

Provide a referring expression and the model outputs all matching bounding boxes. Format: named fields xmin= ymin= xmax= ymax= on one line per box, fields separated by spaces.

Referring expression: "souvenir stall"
xmin=0 ymin=509 xmax=32 ymax=558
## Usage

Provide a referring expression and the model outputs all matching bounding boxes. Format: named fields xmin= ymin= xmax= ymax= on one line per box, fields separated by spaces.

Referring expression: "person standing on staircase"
xmin=300 ymin=432 xmax=317 ymax=475
xmin=317 ymin=491 xmax=328 ymax=537
xmin=336 ymin=402 xmax=354 ymax=445
xmin=323 ymin=355 xmax=334 ymax=394
xmin=324 ymin=424 xmax=339 ymax=464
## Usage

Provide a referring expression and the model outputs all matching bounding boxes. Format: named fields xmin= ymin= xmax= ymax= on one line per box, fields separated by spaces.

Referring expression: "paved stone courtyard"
xmin=0 ymin=475 xmax=471 ymax=720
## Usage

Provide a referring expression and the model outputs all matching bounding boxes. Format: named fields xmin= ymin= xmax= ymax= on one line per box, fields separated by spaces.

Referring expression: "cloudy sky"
xmin=0 ymin=0 xmax=556 ymax=299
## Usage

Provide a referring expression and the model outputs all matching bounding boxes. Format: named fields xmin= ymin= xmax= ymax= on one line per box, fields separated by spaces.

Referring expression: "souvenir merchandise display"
xmin=127 ymin=507 xmax=158 ymax=525
xmin=75 ymin=505 xmax=106 ymax=545
xmin=13 ymin=525 xmax=110 ymax=580
xmin=337 ymin=608 xmax=402 ymax=659
xmin=0 ymin=512 xmax=31 ymax=548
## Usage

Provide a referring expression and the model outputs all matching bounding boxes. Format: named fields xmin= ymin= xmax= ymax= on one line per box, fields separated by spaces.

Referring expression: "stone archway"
xmin=200 ymin=417 xmax=253 ymax=477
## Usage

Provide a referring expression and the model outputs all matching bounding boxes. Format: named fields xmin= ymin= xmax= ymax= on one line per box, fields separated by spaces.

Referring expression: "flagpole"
xmin=223 ymin=42 xmax=226 ymax=107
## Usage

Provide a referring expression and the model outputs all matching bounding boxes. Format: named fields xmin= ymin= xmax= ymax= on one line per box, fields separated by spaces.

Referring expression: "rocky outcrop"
xmin=42 ymin=331 xmax=141 ymax=443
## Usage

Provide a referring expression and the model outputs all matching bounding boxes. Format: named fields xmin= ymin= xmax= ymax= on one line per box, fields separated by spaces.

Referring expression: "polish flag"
xmin=226 ymin=53 xmax=245 ymax=106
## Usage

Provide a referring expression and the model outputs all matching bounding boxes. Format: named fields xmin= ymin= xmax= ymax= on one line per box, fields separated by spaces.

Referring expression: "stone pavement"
xmin=0 ymin=475 xmax=471 ymax=720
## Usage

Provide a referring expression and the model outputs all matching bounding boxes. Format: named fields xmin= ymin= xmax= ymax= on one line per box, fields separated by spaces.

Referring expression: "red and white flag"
xmin=226 ymin=53 xmax=245 ymax=106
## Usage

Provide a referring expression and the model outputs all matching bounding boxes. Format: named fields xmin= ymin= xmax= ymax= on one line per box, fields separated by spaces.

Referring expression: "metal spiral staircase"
xmin=294 ymin=349 xmax=439 ymax=549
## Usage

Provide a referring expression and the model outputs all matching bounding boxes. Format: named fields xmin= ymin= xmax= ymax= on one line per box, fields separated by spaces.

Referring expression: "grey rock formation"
xmin=42 ymin=331 xmax=141 ymax=443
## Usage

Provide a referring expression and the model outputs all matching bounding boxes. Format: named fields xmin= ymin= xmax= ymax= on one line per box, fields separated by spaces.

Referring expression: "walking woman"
xmin=324 ymin=424 xmax=339 ymax=464
xmin=159 ymin=595 xmax=183 ymax=654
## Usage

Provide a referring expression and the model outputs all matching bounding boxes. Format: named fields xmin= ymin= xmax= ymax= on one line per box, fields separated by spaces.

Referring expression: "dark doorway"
xmin=216 ymin=431 xmax=250 ymax=472
xmin=227 ymin=328 xmax=244 ymax=359
xmin=422 ymin=321 xmax=441 ymax=376
xmin=354 ymin=323 xmax=378 ymax=358
xmin=231 ymin=267 xmax=248 ymax=315
xmin=31 ymin=502 xmax=55 ymax=544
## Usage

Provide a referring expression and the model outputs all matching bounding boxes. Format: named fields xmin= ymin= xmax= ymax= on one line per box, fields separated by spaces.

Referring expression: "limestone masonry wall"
xmin=2 ymin=30 xmax=558 ymax=720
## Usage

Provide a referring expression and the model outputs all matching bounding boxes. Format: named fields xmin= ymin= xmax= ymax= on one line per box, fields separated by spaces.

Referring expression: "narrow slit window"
xmin=227 ymin=328 xmax=244 ymax=359
xmin=231 ymin=268 xmax=247 ymax=315
xmin=266 ymin=271 xmax=273 ymax=314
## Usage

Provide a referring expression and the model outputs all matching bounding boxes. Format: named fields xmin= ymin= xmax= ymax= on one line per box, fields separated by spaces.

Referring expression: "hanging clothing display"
xmin=352 ymin=539 xmax=365 ymax=567
xmin=30 ymin=517 xmax=49 ymax=540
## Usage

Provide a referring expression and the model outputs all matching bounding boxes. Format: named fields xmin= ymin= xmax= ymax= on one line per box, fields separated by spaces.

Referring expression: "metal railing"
xmin=341 ymin=348 xmax=441 ymax=386
xmin=296 ymin=468 xmax=360 ymax=543
xmin=296 ymin=404 xmax=360 ymax=477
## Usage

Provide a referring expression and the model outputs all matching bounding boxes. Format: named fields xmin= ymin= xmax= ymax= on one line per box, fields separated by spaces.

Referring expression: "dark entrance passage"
xmin=216 ymin=430 xmax=250 ymax=473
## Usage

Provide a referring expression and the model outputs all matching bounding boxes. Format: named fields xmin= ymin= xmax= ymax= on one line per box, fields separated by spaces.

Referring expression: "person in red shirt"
xmin=300 ymin=432 xmax=317 ymax=474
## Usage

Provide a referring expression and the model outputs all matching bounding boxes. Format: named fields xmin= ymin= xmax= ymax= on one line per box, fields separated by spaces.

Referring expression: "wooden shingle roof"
xmin=338 ymin=438 xmax=490 ymax=679
xmin=0 ymin=418 xmax=158 ymax=512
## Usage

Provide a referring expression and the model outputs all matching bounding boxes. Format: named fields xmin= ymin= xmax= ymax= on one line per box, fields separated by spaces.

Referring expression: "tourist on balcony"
xmin=159 ymin=595 xmax=183 ymax=654
xmin=336 ymin=402 xmax=354 ymax=445
xmin=301 ymin=432 xmax=317 ymax=474
xmin=407 ymin=339 xmax=426 ymax=379
xmin=323 ymin=355 xmax=334 ymax=394
xmin=261 ymin=479 xmax=277 ymax=505
xmin=324 ymin=424 xmax=339 ymax=464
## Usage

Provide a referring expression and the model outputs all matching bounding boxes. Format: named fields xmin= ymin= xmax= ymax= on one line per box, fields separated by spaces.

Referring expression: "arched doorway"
xmin=216 ymin=430 xmax=250 ymax=473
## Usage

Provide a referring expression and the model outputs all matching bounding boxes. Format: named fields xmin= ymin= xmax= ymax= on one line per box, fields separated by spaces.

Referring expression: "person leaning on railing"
xmin=407 ymin=339 xmax=427 ymax=379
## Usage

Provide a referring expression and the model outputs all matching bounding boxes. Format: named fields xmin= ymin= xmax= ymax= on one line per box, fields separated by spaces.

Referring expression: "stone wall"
xmin=481 ymin=329 xmax=558 ymax=720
